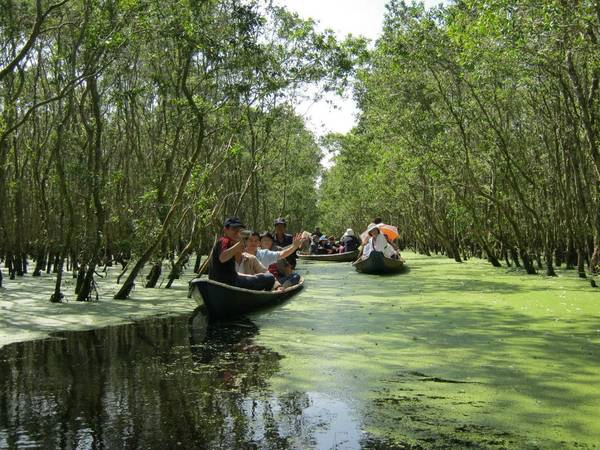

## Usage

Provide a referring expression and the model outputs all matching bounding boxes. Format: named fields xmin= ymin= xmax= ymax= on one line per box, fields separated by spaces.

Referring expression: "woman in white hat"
xmin=362 ymin=224 xmax=397 ymax=259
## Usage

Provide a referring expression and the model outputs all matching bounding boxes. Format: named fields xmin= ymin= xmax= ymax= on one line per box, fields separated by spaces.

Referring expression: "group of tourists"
xmin=308 ymin=228 xmax=361 ymax=255
xmin=308 ymin=218 xmax=400 ymax=260
xmin=209 ymin=217 xmax=305 ymax=292
xmin=209 ymin=215 xmax=401 ymax=292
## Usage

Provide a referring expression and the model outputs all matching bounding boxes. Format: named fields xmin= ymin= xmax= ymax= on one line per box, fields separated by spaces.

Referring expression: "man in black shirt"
xmin=273 ymin=217 xmax=296 ymax=268
xmin=209 ymin=217 xmax=275 ymax=291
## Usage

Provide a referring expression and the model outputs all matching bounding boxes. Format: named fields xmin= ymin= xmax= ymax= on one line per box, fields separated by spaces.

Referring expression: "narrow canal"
xmin=1 ymin=253 xmax=599 ymax=449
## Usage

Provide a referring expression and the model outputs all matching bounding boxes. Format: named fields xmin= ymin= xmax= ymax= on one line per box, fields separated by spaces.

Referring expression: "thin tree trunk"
xmin=114 ymin=110 xmax=207 ymax=299
xmin=145 ymin=262 xmax=162 ymax=288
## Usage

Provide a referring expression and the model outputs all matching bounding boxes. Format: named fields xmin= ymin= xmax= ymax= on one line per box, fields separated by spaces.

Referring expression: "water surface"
xmin=1 ymin=253 xmax=599 ymax=448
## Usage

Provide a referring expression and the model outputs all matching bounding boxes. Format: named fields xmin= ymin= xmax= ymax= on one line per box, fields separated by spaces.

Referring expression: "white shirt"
xmin=255 ymin=248 xmax=280 ymax=267
xmin=363 ymin=234 xmax=396 ymax=258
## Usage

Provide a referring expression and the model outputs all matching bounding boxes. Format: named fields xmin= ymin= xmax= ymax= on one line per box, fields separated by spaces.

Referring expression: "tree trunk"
xmin=114 ymin=114 xmax=207 ymax=299
xmin=193 ymin=249 xmax=202 ymax=273
xmin=554 ymin=247 xmax=563 ymax=267
xmin=145 ymin=262 xmax=162 ymax=288
xmin=75 ymin=265 xmax=85 ymax=294
xmin=166 ymin=240 xmax=194 ymax=288
xmin=577 ymin=249 xmax=587 ymax=279
xmin=14 ymin=253 xmax=23 ymax=276
xmin=545 ymin=246 xmax=557 ymax=277
xmin=116 ymin=262 xmax=129 ymax=284
xmin=52 ymin=253 xmax=60 ymax=273
xmin=77 ymin=260 xmax=99 ymax=302
xmin=520 ymin=250 xmax=537 ymax=275
xmin=510 ymin=248 xmax=521 ymax=268
xmin=502 ymin=247 xmax=511 ymax=267
xmin=481 ymin=241 xmax=501 ymax=267
xmin=50 ymin=253 xmax=65 ymax=303
xmin=566 ymin=239 xmax=577 ymax=269
xmin=32 ymin=246 xmax=46 ymax=276
xmin=46 ymin=252 xmax=53 ymax=273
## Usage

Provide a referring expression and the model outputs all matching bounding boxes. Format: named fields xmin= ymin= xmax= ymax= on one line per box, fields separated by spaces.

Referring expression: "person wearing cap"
xmin=339 ymin=228 xmax=360 ymax=253
xmin=209 ymin=217 xmax=275 ymax=291
xmin=362 ymin=224 xmax=397 ymax=259
xmin=316 ymin=235 xmax=333 ymax=254
xmin=273 ymin=217 xmax=292 ymax=245
xmin=272 ymin=217 xmax=298 ymax=268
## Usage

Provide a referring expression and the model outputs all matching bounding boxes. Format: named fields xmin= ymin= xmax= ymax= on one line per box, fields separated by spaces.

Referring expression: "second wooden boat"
xmin=352 ymin=251 xmax=404 ymax=274
xmin=297 ymin=250 xmax=359 ymax=262
xmin=188 ymin=277 xmax=304 ymax=320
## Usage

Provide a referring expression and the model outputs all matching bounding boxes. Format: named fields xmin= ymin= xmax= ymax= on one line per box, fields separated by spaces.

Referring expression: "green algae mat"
xmin=254 ymin=252 xmax=600 ymax=448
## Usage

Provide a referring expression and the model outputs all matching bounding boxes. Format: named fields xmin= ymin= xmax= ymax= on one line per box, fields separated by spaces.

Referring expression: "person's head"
xmin=245 ymin=231 xmax=261 ymax=253
xmin=328 ymin=236 xmax=336 ymax=243
xmin=315 ymin=226 xmax=321 ymax=232
xmin=276 ymin=258 xmax=292 ymax=276
xmin=274 ymin=217 xmax=287 ymax=235
xmin=373 ymin=217 xmax=382 ymax=225
xmin=260 ymin=232 xmax=275 ymax=250
xmin=367 ymin=224 xmax=380 ymax=237
xmin=344 ymin=228 xmax=355 ymax=238
xmin=319 ymin=235 xmax=328 ymax=244
xmin=223 ymin=217 xmax=245 ymax=240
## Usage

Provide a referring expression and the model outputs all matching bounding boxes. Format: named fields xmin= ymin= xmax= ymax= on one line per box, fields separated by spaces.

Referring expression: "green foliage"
xmin=0 ymin=0 xmax=356 ymax=267
xmin=319 ymin=0 xmax=600 ymax=272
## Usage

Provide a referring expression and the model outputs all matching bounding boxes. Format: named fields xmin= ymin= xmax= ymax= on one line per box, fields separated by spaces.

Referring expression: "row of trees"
xmin=0 ymin=0 xmax=364 ymax=299
xmin=319 ymin=0 xmax=600 ymax=283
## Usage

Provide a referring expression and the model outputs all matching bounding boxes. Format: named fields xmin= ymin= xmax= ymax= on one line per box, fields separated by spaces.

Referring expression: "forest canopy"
xmin=319 ymin=0 xmax=600 ymax=281
xmin=2 ymin=0 xmax=599 ymax=300
xmin=0 ymin=0 xmax=365 ymax=299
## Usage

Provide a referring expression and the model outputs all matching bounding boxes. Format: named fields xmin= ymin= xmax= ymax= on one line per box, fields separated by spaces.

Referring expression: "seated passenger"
xmin=237 ymin=232 xmax=285 ymax=290
xmin=209 ymin=217 xmax=275 ymax=291
xmin=340 ymin=229 xmax=360 ymax=253
xmin=328 ymin=236 xmax=339 ymax=252
xmin=276 ymin=259 xmax=301 ymax=288
xmin=317 ymin=235 xmax=333 ymax=254
xmin=309 ymin=235 xmax=320 ymax=254
xmin=235 ymin=249 xmax=267 ymax=276
xmin=362 ymin=224 xmax=397 ymax=259
xmin=251 ymin=231 xmax=303 ymax=277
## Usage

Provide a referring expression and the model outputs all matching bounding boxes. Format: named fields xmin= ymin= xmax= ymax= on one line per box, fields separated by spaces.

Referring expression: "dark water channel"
xmin=0 ymin=313 xmax=332 ymax=449
xmin=2 ymin=256 xmax=599 ymax=449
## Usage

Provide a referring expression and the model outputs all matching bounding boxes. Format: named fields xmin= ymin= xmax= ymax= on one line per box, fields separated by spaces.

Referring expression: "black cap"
xmin=223 ymin=217 xmax=245 ymax=228
xmin=274 ymin=217 xmax=287 ymax=225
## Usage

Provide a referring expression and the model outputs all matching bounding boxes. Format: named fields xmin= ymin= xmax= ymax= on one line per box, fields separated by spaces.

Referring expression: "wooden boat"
xmin=352 ymin=251 xmax=404 ymax=274
xmin=297 ymin=250 xmax=359 ymax=262
xmin=188 ymin=277 xmax=304 ymax=320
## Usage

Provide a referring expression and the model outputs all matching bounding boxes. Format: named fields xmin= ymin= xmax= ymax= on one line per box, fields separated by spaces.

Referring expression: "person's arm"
xmin=219 ymin=240 xmax=243 ymax=263
xmin=278 ymin=233 xmax=302 ymax=259
xmin=253 ymin=256 xmax=268 ymax=274
xmin=385 ymin=234 xmax=398 ymax=250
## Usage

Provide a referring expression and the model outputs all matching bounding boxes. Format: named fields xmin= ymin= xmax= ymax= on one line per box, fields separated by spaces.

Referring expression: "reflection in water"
xmin=0 ymin=312 xmax=363 ymax=449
